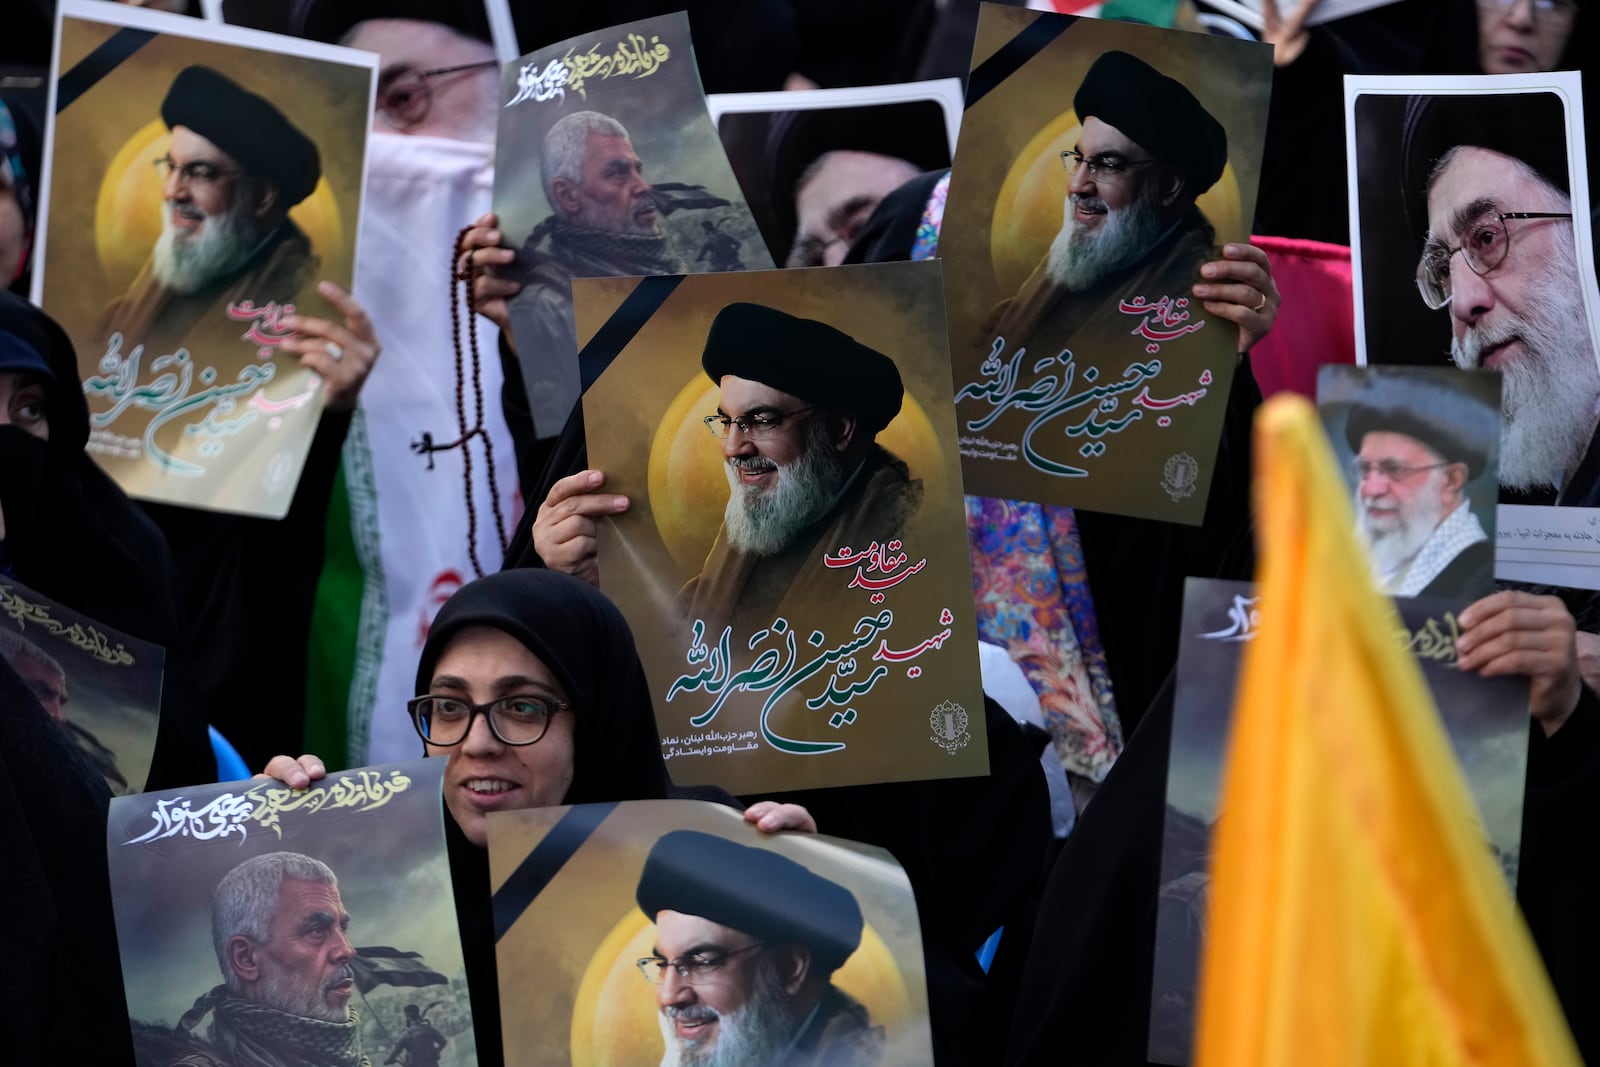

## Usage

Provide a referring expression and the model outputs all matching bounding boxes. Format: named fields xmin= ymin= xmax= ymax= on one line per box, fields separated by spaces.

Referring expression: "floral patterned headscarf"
xmin=0 ymin=97 xmax=37 ymax=286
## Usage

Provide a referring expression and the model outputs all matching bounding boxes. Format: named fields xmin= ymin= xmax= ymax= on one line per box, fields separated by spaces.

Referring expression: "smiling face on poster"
xmin=574 ymin=261 xmax=987 ymax=795
xmin=1346 ymin=73 xmax=1600 ymax=588
xmin=487 ymin=799 xmax=933 ymax=1067
xmin=491 ymin=12 xmax=772 ymax=441
xmin=939 ymin=8 xmax=1271 ymax=524
xmin=32 ymin=1 xmax=374 ymax=518
xmin=108 ymin=760 xmax=476 ymax=1067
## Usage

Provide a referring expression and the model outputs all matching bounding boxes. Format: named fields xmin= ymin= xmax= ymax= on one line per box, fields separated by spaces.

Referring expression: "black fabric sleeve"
xmin=1002 ymin=674 xmax=1174 ymax=1067
xmin=1518 ymin=685 xmax=1600 ymax=1064
xmin=499 ymin=331 xmax=548 ymax=506
xmin=1075 ymin=355 xmax=1260 ymax=736
xmin=143 ymin=408 xmax=354 ymax=772
xmin=766 ymin=698 xmax=1053 ymax=1067
xmin=0 ymin=657 xmax=130 ymax=1063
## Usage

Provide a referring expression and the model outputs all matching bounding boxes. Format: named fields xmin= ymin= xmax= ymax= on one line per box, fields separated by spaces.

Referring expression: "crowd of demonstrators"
xmin=2 ymin=0 xmax=1600 ymax=1065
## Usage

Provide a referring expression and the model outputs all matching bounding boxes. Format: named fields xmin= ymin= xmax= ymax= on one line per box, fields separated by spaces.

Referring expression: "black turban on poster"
xmin=765 ymin=100 xmax=952 ymax=254
xmin=1399 ymin=92 xmax=1570 ymax=246
xmin=415 ymin=569 xmax=671 ymax=805
xmin=1342 ymin=368 xmax=1500 ymax=479
xmin=700 ymin=302 xmax=904 ymax=436
xmin=1072 ymin=50 xmax=1227 ymax=196
xmin=0 ymin=291 xmax=211 ymax=790
xmin=636 ymin=830 xmax=864 ymax=974
xmin=161 ymin=66 xmax=321 ymax=208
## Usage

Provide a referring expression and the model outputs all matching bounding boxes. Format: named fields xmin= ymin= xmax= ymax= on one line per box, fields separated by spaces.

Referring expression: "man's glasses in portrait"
xmin=1415 ymin=209 xmax=1573 ymax=310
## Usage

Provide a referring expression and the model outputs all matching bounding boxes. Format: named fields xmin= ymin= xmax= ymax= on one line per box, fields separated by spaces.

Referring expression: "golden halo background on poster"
xmin=94 ymin=120 xmax=346 ymax=290
xmin=988 ymin=109 xmax=1243 ymax=297
xmin=646 ymin=376 xmax=947 ymax=576
xmin=570 ymin=909 xmax=913 ymax=1066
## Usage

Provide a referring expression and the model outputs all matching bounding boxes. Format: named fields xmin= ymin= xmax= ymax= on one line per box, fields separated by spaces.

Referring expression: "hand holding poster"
xmin=492 ymin=13 xmax=773 ymax=441
xmin=487 ymin=799 xmax=933 ymax=1067
xmin=0 ymin=575 xmax=163 ymax=794
xmin=1147 ymin=577 xmax=1529 ymax=1064
xmin=1346 ymin=72 xmax=1600 ymax=588
xmin=33 ymin=1 xmax=375 ymax=518
xmin=110 ymin=760 xmax=477 ymax=1066
xmin=575 ymin=261 xmax=988 ymax=795
xmin=940 ymin=8 xmax=1272 ymax=523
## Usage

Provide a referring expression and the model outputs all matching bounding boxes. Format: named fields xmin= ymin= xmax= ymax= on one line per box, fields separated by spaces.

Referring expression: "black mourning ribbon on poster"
xmin=964 ymin=15 xmax=1075 ymax=110
xmin=493 ymin=802 xmax=619 ymax=941
xmin=578 ymin=275 xmax=685 ymax=394
xmin=56 ymin=28 xmax=159 ymax=114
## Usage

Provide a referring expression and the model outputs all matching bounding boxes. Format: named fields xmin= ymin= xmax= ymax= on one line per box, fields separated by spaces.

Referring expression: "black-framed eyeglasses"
xmin=1350 ymin=458 xmax=1453 ymax=484
xmin=1060 ymin=150 xmax=1160 ymax=182
xmin=635 ymin=942 xmax=766 ymax=985
xmin=153 ymin=155 xmax=241 ymax=187
xmin=406 ymin=693 xmax=567 ymax=747
xmin=378 ymin=60 xmax=499 ymax=131
xmin=1416 ymin=210 xmax=1573 ymax=310
xmin=702 ymin=407 xmax=816 ymax=440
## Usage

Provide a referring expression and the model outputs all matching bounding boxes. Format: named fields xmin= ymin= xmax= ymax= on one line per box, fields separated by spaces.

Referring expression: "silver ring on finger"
xmin=1250 ymin=290 xmax=1268 ymax=313
xmin=326 ymin=340 xmax=345 ymax=362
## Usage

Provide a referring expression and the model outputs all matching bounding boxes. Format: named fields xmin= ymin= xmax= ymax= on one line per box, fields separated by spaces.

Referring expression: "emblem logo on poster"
xmin=264 ymin=450 xmax=296 ymax=494
xmin=1161 ymin=452 xmax=1200 ymax=502
xmin=929 ymin=701 xmax=971 ymax=754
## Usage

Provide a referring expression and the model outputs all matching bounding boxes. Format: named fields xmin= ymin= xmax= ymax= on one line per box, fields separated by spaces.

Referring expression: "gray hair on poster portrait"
xmin=541 ymin=110 xmax=631 ymax=206
xmin=1318 ymin=364 xmax=1502 ymax=600
xmin=211 ymin=850 xmax=341 ymax=990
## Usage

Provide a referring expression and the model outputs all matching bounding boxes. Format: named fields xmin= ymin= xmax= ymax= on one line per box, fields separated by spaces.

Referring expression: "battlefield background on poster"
xmin=0 ymin=576 xmax=164 ymax=794
xmin=108 ymin=760 xmax=477 ymax=1066
xmin=1146 ymin=577 xmax=1529 ymax=1065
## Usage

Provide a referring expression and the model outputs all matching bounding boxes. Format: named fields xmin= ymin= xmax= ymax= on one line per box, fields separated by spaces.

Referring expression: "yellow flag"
xmin=1192 ymin=394 xmax=1578 ymax=1066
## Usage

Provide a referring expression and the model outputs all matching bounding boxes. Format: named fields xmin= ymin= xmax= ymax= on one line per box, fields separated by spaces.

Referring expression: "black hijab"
xmin=0 ymin=655 xmax=129 ymax=1063
xmin=419 ymin=569 xmax=671 ymax=1067
xmin=0 ymin=291 xmax=211 ymax=790
xmin=416 ymin=567 xmax=671 ymax=804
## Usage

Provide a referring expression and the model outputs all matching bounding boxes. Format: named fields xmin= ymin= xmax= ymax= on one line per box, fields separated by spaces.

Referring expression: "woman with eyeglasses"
xmin=1250 ymin=0 xmax=1591 ymax=248
xmin=264 ymin=564 xmax=1055 ymax=1067
xmin=262 ymin=567 xmax=816 ymax=1066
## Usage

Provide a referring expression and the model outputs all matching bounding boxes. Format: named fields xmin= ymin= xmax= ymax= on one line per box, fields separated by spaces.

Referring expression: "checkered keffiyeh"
xmin=1382 ymin=500 xmax=1488 ymax=597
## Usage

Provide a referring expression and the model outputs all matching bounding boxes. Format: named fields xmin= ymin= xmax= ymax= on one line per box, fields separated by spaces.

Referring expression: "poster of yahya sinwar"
xmin=109 ymin=759 xmax=477 ymax=1066
xmin=0 ymin=575 xmax=164 ymax=795
xmin=1146 ymin=577 xmax=1529 ymax=1064
xmin=492 ymin=11 xmax=772 ymax=443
